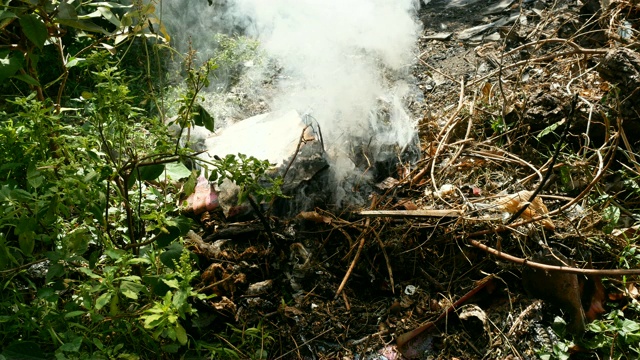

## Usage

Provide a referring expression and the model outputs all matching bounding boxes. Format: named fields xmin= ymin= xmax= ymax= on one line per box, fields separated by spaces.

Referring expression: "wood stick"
xmin=469 ymin=239 xmax=640 ymax=275
xmin=358 ymin=209 xmax=463 ymax=218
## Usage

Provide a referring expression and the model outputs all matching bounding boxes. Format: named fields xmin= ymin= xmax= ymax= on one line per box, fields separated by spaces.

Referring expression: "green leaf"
xmin=27 ymin=167 xmax=44 ymax=188
xmin=46 ymin=262 xmax=65 ymax=283
xmin=175 ymin=323 xmax=188 ymax=345
xmin=155 ymin=215 xmax=192 ymax=247
xmin=119 ymin=288 xmax=137 ymax=300
xmin=109 ymin=292 xmax=119 ymax=316
xmin=603 ymin=205 xmax=621 ymax=234
xmin=155 ymin=226 xmax=181 ymax=248
xmin=143 ymin=275 xmax=171 ymax=296
xmin=59 ymin=337 xmax=82 ymax=352
xmin=120 ymin=280 xmax=145 ymax=300
xmin=64 ymin=311 xmax=85 ymax=319
xmin=78 ymin=9 xmax=102 ymax=19
xmin=66 ymin=57 xmax=85 ymax=69
xmin=95 ymin=292 xmax=112 ymax=310
xmin=143 ymin=313 xmax=163 ymax=328
xmin=161 ymin=343 xmax=181 ymax=353
xmin=622 ymin=319 xmax=640 ymax=333
xmin=98 ymin=7 xmax=121 ymax=27
xmin=182 ymin=171 xmax=197 ymax=197
xmin=172 ymin=289 xmax=187 ymax=310
xmin=10 ymin=188 xmax=33 ymax=202
xmin=164 ymin=162 xmax=192 ymax=180
xmin=159 ymin=243 xmax=183 ymax=269
xmin=65 ymin=228 xmax=89 ymax=255
xmin=193 ymin=104 xmax=215 ymax=132
xmin=254 ymin=349 xmax=268 ymax=359
xmin=116 ymin=275 xmax=142 ymax=282
xmin=57 ymin=2 xmax=78 ymax=20
xmin=137 ymin=164 xmax=165 ymax=181
xmin=0 ymin=11 xmax=18 ymax=22
xmin=55 ymin=18 xmax=108 ymax=34
xmin=0 ymin=51 xmax=24 ymax=82
xmin=12 ymin=73 xmax=40 ymax=86
xmin=19 ymin=14 xmax=48 ymax=49
xmin=126 ymin=257 xmax=151 ymax=265
xmin=105 ymin=248 xmax=125 ymax=260
xmin=162 ymin=279 xmax=180 ymax=289
xmin=92 ymin=337 xmax=104 ymax=350
xmin=174 ymin=215 xmax=193 ymax=235
xmin=87 ymin=2 xmax=134 ymax=9
xmin=18 ymin=233 xmax=35 ymax=256
xmin=537 ymin=121 xmax=561 ymax=139
xmin=37 ymin=287 xmax=56 ymax=301
xmin=78 ymin=267 xmax=102 ymax=279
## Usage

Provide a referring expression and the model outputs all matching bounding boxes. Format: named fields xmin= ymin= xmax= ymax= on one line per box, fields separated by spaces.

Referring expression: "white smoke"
xmin=160 ymin=0 xmax=421 ymax=206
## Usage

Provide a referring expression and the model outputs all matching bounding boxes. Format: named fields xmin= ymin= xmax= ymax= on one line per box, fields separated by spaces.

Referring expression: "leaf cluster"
xmin=0 ymin=1 xmax=280 ymax=359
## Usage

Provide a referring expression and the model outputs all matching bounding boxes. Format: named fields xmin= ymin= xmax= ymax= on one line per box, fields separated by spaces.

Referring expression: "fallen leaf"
xmin=297 ymin=211 xmax=332 ymax=224
xmin=629 ymin=283 xmax=639 ymax=299
xmin=581 ymin=274 xmax=606 ymax=322
xmin=399 ymin=199 xmax=418 ymax=210
xmin=611 ymin=225 xmax=640 ymax=239
xmin=494 ymin=190 xmax=555 ymax=230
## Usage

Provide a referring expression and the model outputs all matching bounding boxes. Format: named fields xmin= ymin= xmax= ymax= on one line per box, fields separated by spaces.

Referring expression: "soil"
xmin=187 ymin=0 xmax=640 ymax=359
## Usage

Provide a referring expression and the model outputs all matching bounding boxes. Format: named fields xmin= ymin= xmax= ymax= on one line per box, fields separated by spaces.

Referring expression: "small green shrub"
xmin=0 ymin=1 xmax=282 ymax=359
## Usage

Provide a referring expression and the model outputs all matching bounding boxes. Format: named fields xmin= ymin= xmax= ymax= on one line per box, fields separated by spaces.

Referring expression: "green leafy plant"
xmin=0 ymin=2 xmax=285 ymax=358
xmin=209 ymin=153 xmax=285 ymax=206
xmin=581 ymin=307 xmax=640 ymax=359
xmin=537 ymin=317 xmax=574 ymax=360
xmin=194 ymin=322 xmax=275 ymax=360
xmin=490 ymin=116 xmax=508 ymax=134
xmin=141 ymin=248 xmax=207 ymax=351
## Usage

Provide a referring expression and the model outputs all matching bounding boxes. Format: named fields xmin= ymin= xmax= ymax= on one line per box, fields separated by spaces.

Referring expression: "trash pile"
xmin=174 ymin=0 xmax=640 ymax=358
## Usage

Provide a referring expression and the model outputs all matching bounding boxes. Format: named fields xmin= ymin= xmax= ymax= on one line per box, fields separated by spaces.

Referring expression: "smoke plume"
xmin=161 ymin=0 xmax=421 ymax=206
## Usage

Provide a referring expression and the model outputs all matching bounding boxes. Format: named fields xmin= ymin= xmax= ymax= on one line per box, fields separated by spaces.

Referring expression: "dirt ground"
xmin=188 ymin=1 xmax=640 ymax=359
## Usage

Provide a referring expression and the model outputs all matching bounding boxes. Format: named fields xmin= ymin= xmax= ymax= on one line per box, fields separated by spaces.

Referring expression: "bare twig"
xmin=247 ymin=195 xmax=279 ymax=249
xmin=373 ymin=227 xmax=395 ymax=294
xmin=0 ymin=258 xmax=48 ymax=275
xmin=430 ymin=77 xmax=467 ymax=194
xmin=335 ymin=197 xmax=378 ymax=299
xmin=468 ymin=48 xmax=608 ymax=88
xmin=334 ymin=222 xmax=369 ymax=300
xmin=505 ymin=93 xmax=578 ymax=226
xmin=469 ymin=239 xmax=640 ymax=275
xmin=358 ymin=209 xmax=463 ymax=218
xmin=467 ymin=134 xmax=617 ymax=237
xmin=273 ymin=327 xmax=334 ymax=360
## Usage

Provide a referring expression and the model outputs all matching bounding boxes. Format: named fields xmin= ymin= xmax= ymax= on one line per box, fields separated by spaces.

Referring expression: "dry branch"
xmin=358 ymin=209 xmax=463 ymax=218
xmin=469 ymin=239 xmax=640 ymax=276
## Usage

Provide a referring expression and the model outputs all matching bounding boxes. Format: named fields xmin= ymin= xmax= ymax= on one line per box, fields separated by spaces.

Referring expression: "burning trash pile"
xmin=182 ymin=109 xmax=328 ymax=217
xmin=162 ymin=0 xmax=423 ymax=219
xmin=182 ymin=107 xmax=421 ymax=219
